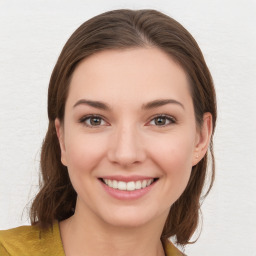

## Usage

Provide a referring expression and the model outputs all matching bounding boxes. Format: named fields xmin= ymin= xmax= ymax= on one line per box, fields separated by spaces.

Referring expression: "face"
xmin=56 ymin=47 xmax=210 ymax=229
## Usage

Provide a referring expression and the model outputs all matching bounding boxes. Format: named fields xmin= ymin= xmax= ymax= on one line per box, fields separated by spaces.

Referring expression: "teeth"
xmin=142 ymin=180 xmax=147 ymax=188
xmin=118 ymin=181 xmax=126 ymax=190
xmin=126 ymin=181 xmax=135 ymax=191
xmin=103 ymin=179 xmax=154 ymax=191
xmin=112 ymin=180 xmax=118 ymax=189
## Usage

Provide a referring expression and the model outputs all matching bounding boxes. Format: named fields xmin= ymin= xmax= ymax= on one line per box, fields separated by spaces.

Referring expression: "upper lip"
xmin=99 ymin=175 xmax=157 ymax=182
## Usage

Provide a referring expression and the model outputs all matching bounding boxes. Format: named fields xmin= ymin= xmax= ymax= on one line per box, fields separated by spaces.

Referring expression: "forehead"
xmin=66 ymin=47 xmax=192 ymax=109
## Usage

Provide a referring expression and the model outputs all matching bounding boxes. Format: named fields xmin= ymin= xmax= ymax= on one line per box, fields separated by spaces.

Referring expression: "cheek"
xmin=148 ymin=133 xmax=194 ymax=167
xmin=161 ymin=143 xmax=192 ymax=183
xmin=146 ymin=133 xmax=194 ymax=191
xmin=64 ymin=131 xmax=107 ymax=172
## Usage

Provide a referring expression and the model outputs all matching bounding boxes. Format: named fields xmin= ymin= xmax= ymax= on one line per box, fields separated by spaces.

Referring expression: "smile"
xmin=102 ymin=179 xmax=155 ymax=191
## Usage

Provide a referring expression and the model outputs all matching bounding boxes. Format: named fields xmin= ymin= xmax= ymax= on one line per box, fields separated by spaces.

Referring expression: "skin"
xmin=55 ymin=47 xmax=212 ymax=256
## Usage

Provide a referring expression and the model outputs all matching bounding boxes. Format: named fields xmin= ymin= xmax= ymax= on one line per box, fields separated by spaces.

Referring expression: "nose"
xmin=107 ymin=124 xmax=146 ymax=167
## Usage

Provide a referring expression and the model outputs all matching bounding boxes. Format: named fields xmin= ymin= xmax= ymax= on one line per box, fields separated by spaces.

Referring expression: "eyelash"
xmin=147 ymin=114 xmax=176 ymax=127
xmin=79 ymin=114 xmax=176 ymax=128
xmin=79 ymin=114 xmax=109 ymax=128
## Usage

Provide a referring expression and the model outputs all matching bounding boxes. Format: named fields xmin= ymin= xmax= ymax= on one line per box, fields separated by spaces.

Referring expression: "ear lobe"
xmin=55 ymin=118 xmax=68 ymax=166
xmin=192 ymin=112 xmax=213 ymax=166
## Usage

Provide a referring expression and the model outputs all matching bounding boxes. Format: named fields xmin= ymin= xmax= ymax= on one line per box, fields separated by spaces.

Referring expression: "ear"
xmin=55 ymin=118 xmax=68 ymax=166
xmin=192 ymin=112 xmax=213 ymax=166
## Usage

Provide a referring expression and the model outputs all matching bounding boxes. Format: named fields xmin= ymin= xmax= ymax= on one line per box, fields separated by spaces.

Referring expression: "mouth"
xmin=99 ymin=178 xmax=158 ymax=191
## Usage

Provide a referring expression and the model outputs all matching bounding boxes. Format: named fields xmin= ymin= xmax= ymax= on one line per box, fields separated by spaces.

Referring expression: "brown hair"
xmin=30 ymin=9 xmax=217 ymax=245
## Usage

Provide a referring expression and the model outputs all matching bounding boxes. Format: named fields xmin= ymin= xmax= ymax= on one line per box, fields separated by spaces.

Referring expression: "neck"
xmin=60 ymin=201 xmax=168 ymax=256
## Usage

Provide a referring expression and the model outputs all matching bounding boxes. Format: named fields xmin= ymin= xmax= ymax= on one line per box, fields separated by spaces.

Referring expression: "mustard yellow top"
xmin=0 ymin=221 xmax=184 ymax=256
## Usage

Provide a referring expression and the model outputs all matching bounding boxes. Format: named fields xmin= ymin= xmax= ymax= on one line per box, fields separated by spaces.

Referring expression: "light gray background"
xmin=0 ymin=0 xmax=256 ymax=255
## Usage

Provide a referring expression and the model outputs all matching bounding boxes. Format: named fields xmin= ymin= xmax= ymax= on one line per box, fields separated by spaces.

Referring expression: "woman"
xmin=0 ymin=9 xmax=216 ymax=256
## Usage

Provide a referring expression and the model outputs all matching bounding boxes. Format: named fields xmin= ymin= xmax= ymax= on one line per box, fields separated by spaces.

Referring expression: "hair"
xmin=30 ymin=9 xmax=217 ymax=246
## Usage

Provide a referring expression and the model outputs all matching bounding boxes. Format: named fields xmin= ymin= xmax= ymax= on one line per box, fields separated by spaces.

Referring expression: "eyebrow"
xmin=73 ymin=99 xmax=111 ymax=110
xmin=142 ymin=99 xmax=185 ymax=110
xmin=73 ymin=98 xmax=184 ymax=111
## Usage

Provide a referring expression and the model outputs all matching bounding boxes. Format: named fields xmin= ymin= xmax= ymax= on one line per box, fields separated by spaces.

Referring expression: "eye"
xmin=80 ymin=115 xmax=108 ymax=127
xmin=148 ymin=115 xmax=176 ymax=126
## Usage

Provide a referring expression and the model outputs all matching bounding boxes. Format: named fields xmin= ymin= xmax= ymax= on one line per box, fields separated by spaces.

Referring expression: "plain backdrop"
xmin=0 ymin=0 xmax=256 ymax=255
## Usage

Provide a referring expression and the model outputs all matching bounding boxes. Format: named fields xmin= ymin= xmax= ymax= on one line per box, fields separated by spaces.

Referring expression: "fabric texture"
xmin=0 ymin=221 xmax=184 ymax=256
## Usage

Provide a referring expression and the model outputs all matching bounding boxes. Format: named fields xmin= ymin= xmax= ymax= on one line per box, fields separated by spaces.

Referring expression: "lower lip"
xmin=100 ymin=180 xmax=156 ymax=200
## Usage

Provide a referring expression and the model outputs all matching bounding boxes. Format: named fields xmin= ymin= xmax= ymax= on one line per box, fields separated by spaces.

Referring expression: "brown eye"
xmin=89 ymin=117 xmax=102 ymax=126
xmin=149 ymin=115 xmax=175 ymax=126
xmin=154 ymin=117 xmax=167 ymax=125
xmin=80 ymin=115 xmax=108 ymax=127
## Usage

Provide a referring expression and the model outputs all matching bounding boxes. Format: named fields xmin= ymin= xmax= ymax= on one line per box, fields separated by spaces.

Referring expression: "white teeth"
xmin=126 ymin=181 xmax=135 ymax=191
xmin=142 ymin=180 xmax=147 ymax=188
xmin=118 ymin=181 xmax=126 ymax=190
xmin=135 ymin=180 xmax=142 ymax=189
xmin=112 ymin=180 xmax=118 ymax=189
xmin=103 ymin=179 xmax=154 ymax=191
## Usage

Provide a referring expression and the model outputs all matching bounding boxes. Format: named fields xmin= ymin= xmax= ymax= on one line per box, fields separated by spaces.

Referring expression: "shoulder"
xmin=0 ymin=221 xmax=65 ymax=256
xmin=163 ymin=239 xmax=186 ymax=256
xmin=0 ymin=224 xmax=39 ymax=256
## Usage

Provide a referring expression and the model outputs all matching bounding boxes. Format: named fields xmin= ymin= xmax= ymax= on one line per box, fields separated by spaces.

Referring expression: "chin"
xmin=99 ymin=207 xmax=166 ymax=229
xmin=106 ymin=216 xmax=151 ymax=229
